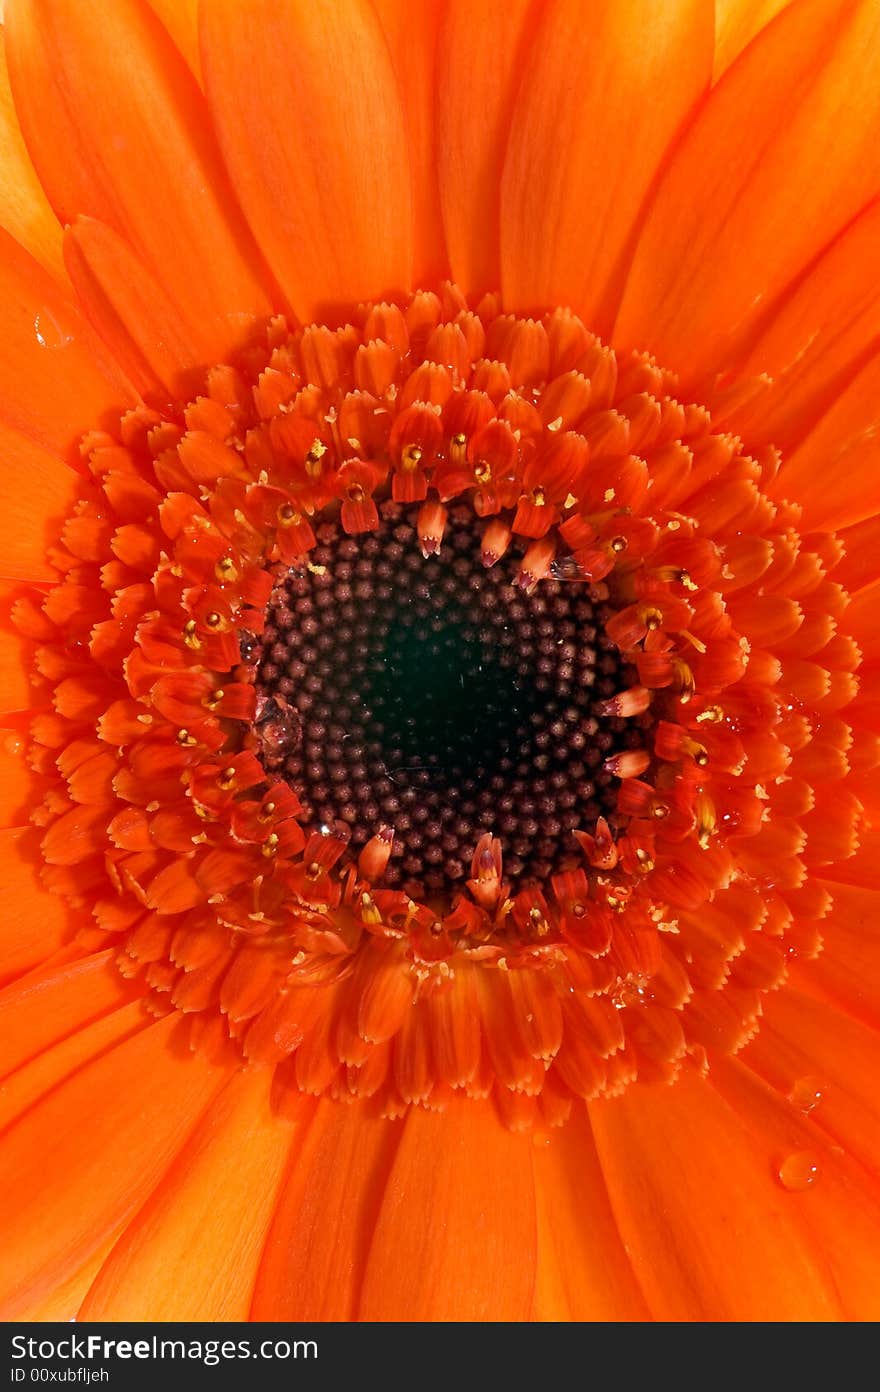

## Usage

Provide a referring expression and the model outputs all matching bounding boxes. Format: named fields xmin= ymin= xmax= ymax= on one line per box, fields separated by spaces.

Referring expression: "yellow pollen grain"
xmin=681 ymin=629 xmax=708 ymax=654
xmin=402 ymin=444 xmax=423 ymax=471
xmin=529 ymin=905 xmax=550 ymax=935
xmin=673 ymin=660 xmax=695 ymax=699
xmin=360 ymin=892 xmax=382 ymax=925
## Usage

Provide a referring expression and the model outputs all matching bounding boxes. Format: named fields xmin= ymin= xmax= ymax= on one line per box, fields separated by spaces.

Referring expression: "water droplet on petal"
xmin=3 ymin=732 xmax=24 ymax=756
xmin=33 ymin=309 xmax=73 ymax=351
xmin=777 ymin=1150 xmax=820 ymax=1191
xmin=789 ymin=1076 xmax=823 ymax=1113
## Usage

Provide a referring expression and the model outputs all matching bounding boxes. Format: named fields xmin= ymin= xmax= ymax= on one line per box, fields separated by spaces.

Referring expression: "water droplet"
xmin=3 ymin=732 xmax=24 ymax=756
xmin=254 ymin=695 xmax=300 ymax=765
xmin=777 ymin=1150 xmax=820 ymax=1191
xmin=789 ymin=1076 xmax=823 ymax=1113
xmin=238 ymin=628 xmax=259 ymax=665
xmin=33 ymin=309 xmax=73 ymax=351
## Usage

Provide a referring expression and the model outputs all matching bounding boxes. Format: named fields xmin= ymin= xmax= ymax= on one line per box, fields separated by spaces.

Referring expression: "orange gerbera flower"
xmin=1 ymin=0 xmax=879 ymax=1323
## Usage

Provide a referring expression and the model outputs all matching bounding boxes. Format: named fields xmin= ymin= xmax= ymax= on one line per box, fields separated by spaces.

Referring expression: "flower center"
xmin=16 ymin=283 xmax=862 ymax=1125
xmin=252 ymin=503 xmax=644 ymax=895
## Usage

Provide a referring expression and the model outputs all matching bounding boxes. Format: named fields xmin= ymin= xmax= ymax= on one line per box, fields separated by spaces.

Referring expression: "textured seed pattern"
xmin=254 ymin=502 xmax=646 ymax=895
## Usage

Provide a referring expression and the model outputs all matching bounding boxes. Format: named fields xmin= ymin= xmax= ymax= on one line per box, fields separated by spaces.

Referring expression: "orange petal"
xmin=614 ymin=0 xmax=880 ymax=384
xmin=64 ymin=217 xmax=221 ymax=403
xmin=0 ymin=1001 xmax=155 ymax=1321
xmin=17 ymin=1240 xmax=122 ymax=1323
xmin=769 ymin=350 xmax=880 ymax=530
xmin=743 ymin=984 xmax=880 ymax=1182
xmin=146 ymin=0 xmax=201 ymax=81
xmin=0 ymin=826 xmax=76 ymax=986
xmin=0 ymin=604 xmax=32 ymax=714
xmin=532 ymin=1106 xmax=651 ymax=1319
xmin=713 ymin=0 xmax=792 ymax=78
xmin=374 ymin=0 xmax=447 ymax=286
xmin=501 ymin=0 xmax=713 ymax=335
xmin=0 ymin=1013 xmax=232 ymax=1319
xmin=789 ymin=882 xmax=880 ymax=1032
xmin=0 ymin=34 xmax=63 ymax=275
xmin=733 ymin=198 xmax=880 ymax=452
xmin=200 ymin=0 xmax=412 ymax=322
xmin=0 ymin=423 xmax=78 ymax=581
xmin=6 ymin=0 xmax=273 ymax=359
xmin=436 ymin=0 xmax=536 ymax=298
xmin=358 ymin=1095 xmax=537 ymax=1320
xmin=79 ymin=1066 xmax=296 ymax=1320
xmin=0 ymin=731 xmax=37 ymax=827
xmin=817 ymin=826 xmax=880 ymax=894
xmin=710 ymin=1054 xmax=880 ymax=1320
xmin=0 ymin=998 xmax=148 ymax=1137
xmin=0 ymin=948 xmax=139 ymax=1080
xmin=836 ymin=515 xmax=880 ymax=596
xmin=589 ymin=1067 xmax=842 ymax=1318
xmin=846 ymin=579 xmax=880 ymax=661
xmin=251 ymin=1095 xmax=399 ymax=1319
xmin=0 ymin=227 xmax=129 ymax=452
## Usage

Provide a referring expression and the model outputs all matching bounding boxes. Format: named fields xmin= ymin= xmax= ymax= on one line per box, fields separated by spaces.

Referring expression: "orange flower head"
xmin=17 ymin=284 xmax=864 ymax=1124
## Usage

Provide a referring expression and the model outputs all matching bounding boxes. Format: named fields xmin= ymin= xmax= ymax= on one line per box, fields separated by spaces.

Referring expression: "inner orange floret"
xmin=14 ymin=283 xmax=863 ymax=1127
